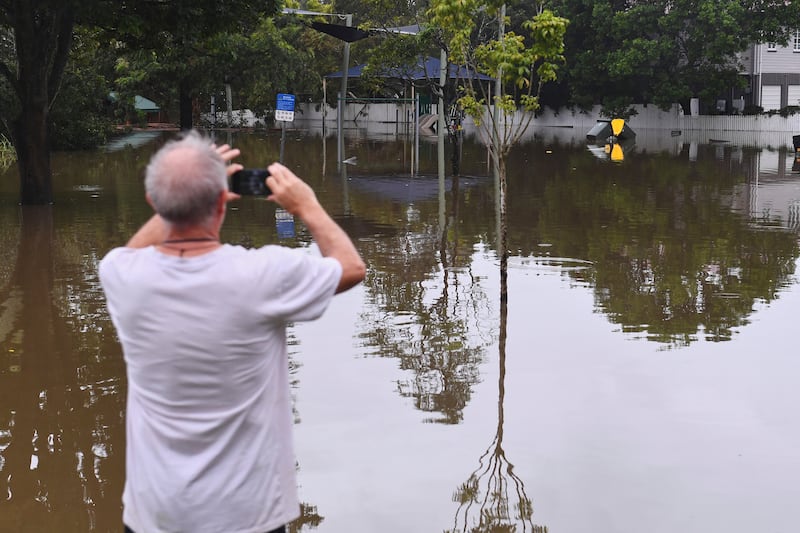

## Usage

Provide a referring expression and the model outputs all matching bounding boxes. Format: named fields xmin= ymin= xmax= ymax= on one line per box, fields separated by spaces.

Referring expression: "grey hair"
xmin=144 ymin=131 xmax=227 ymax=227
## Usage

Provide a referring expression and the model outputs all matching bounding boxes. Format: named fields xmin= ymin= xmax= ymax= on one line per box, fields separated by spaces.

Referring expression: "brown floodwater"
xmin=1 ymin=125 xmax=799 ymax=532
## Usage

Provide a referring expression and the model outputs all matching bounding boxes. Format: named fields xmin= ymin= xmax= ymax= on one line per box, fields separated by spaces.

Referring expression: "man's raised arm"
xmin=266 ymin=163 xmax=366 ymax=293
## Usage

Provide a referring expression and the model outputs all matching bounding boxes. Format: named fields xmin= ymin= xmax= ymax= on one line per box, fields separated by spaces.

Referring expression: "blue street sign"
xmin=276 ymin=93 xmax=295 ymax=111
xmin=276 ymin=93 xmax=296 ymax=122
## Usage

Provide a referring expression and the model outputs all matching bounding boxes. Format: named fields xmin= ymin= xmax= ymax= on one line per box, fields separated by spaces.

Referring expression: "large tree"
xmin=0 ymin=0 xmax=280 ymax=205
xmin=428 ymin=0 xmax=568 ymax=180
xmin=547 ymin=0 xmax=800 ymax=116
xmin=110 ymin=1 xmax=280 ymax=131
xmin=0 ymin=1 xmax=74 ymax=204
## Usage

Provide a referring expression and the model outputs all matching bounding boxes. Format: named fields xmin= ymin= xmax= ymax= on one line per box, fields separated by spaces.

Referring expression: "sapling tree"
xmin=427 ymin=0 xmax=568 ymax=181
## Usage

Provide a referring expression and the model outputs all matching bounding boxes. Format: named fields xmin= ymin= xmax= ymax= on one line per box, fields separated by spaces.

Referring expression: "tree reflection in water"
xmin=0 ymin=206 xmax=125 ymax=531
xmin=288 ymin=502 xmax=324 ymax=532
xmin=503 ymin=140 xmax=800 ymax=348
xmin=448 ymin=174 xmax=546 ymax=533
xmin=356 ymin=173 xmax=492 ymax=424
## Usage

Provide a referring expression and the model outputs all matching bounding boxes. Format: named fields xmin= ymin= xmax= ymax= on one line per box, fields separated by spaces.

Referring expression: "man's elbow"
xmin=336 ymin=257 xmax=366 ymax=293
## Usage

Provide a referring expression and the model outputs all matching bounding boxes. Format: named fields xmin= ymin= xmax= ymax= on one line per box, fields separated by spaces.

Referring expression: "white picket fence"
xmin=525 ymin=104 xmax=800 ymax=134
xmin=295 ymin=101 xmax=800 ymax=135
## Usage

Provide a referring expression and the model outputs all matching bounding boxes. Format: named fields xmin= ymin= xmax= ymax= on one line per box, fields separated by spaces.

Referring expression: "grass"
xmin=0 ymin=134 xmax=16 ymax=170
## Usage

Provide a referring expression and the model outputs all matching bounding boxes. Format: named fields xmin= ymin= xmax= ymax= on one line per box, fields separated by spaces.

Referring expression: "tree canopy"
xmin=546 ymin=0 xmax=800 ymax=115
xmin=3 ymin=0 xmax=800 ymax=204
xmin=0 ymin=0 xmax=281 ymax=203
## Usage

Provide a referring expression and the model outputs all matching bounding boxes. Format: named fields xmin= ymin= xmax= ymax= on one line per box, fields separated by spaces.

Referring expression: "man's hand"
xmin=265 ymin=162 xmax=365 ymax=293
xmin=214 ymin=143 xmax=243 ymax=201
xmin=265 ymin=162 xmax=320 ymax=216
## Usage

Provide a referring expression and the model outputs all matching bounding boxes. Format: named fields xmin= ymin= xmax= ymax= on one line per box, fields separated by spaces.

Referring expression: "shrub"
xmin=742 ymin=105 xmax=763 ymax=115
xmin=779 ymin=105 xmax=800 ymax=118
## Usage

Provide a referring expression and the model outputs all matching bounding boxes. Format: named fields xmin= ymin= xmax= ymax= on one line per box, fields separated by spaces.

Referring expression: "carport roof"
xmin=325 ymin=56 xmax=494 ymax=82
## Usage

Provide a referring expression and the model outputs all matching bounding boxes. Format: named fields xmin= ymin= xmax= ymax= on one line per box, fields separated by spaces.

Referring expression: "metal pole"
xmin=210 ymin=95 xmax=216 ymax=129
xmin=337 ymin=91 xmax=342 ymax=168
xmin=280 ymin=121 xmax=286 ymax=163
xmin=337 ymin=14 xmax=353 ymax=169
xmin=225 ymin=83 xmax=233 ymax=126
xmin=438 ymin=49 xmax=447 ymax=239
xmin=438 ymin=48 xmax=446 ymax=180
xmin=340 ymin=14 xmax=352 ymax=108
xmin=415 ymin=93 xmax=420 ymax=174
xmin=410 ymin=85 xmax=415 ymax=173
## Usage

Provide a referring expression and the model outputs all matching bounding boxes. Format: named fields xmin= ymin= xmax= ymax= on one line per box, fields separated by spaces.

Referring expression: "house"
xmin=133 ymin=95 xmax=164 ymax=123
xmin=741 ymin=32 xmax=800 ymax=111
xmin=108 ymin=93 xmax=165 ymax=123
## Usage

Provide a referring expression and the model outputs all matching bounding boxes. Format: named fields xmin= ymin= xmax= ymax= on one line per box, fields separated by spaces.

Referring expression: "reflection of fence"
xmin=789 ymin=201 xmax=800 ymax=229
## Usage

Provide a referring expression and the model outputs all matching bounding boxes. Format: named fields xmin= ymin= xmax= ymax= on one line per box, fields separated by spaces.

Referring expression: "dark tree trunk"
xmin=3 ymin=3 xmax=74 ymax=205
xmin=179 ymin=77 xmax=193 ymax=130
xmin=13 ymin=106 xmax=52 ymax=204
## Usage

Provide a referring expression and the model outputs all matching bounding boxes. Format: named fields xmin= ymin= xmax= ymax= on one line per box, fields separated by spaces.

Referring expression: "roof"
xmin=325 ymin=56 xmax=494 ymax=82
xmin=134 ymin=95 xmax=159 ymax=111
xmin=108 ymin=92 xmax=160 ymax=111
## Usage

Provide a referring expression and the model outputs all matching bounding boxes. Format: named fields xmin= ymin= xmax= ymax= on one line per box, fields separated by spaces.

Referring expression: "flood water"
xmin=1 ymin=125 xmax=799 ymax=533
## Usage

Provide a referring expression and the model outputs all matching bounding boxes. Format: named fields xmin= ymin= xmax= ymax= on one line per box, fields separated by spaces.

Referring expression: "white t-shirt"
xmin=99 ymin=244 xmax=342 ymax=533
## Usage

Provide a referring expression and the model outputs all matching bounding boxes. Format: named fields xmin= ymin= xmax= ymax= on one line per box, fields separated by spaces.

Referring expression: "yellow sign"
xmin=611 ymin=118 xmax=625 ymax=137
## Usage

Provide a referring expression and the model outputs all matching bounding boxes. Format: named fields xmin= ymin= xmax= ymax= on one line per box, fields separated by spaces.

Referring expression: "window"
xmin=794 ymin=30 xmax=800 ymax=52
xmin=767 ymin=42 xmax=777 ymax=51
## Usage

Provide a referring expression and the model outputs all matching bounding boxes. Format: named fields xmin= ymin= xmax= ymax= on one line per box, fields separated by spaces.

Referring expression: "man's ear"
xmin=216 ymin=190 xmax=227 ymax=216
xmin=145 ymin=193 xmax=156 ymax=211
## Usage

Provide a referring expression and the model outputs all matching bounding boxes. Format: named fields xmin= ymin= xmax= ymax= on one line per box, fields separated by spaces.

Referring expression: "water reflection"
xmin=0 ymin=206 xmax=125 ymax=531
xmin=0 ymin=128 xmax=799 ymax=531
xmin=448 ymin=284 xmax=544 ymax=533
xmin=353 ymin=170 xmax=492 ymax=424
xmin=501 ymin=136 xmax=800 ymax=347
xmin=448 ymin=170 xmax=545 ymax=532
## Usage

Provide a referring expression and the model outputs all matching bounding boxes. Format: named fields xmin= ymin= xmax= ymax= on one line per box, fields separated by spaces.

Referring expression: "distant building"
xmin=133 ymin=95 xmax=163 ymax=123
xmin=741 ymin=32 xmax=800 ymax=111
xmin=108 ymin=93 xmax=164 ymax=123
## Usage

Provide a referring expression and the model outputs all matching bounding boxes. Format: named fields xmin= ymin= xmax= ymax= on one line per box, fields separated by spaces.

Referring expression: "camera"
xmin=231 ymin=169 xmax=271 ymax=196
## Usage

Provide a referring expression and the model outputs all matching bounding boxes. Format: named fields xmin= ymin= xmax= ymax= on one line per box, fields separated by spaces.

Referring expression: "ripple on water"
xmin=508 ymin=255 xmax=594 ymax=273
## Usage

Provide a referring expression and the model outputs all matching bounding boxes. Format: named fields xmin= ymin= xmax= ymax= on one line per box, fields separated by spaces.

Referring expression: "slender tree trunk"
xmin=498 ymin=158 xmax=508 ymax=304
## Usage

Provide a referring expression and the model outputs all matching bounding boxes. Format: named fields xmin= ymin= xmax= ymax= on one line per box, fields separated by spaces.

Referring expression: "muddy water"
xmin=0 ymin=127 xmax=799 ymax=532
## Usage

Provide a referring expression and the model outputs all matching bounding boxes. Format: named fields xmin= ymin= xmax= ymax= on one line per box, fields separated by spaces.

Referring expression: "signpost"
xmin=276 ymin=93 xmax=295 ymax=162
xmin=275 ymin=93 xmax=295 ymax=122
xmin=275 ymin=93 xmax=297 ymax=228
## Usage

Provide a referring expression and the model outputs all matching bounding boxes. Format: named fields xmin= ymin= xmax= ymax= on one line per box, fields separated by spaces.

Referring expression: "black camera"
xmin=231 ymin=169 xmax=270 ymax=196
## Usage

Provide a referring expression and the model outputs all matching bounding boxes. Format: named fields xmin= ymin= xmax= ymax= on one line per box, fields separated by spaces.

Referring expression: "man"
xmin=99 ymin=131 xmax=366 ymax=533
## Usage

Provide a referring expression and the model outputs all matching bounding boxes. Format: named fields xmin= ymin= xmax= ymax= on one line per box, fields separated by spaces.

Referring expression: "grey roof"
xmin=325 ymin=56 xmax=494 ymax=82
